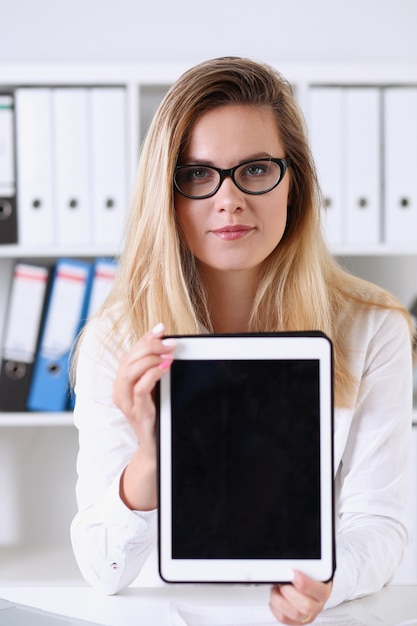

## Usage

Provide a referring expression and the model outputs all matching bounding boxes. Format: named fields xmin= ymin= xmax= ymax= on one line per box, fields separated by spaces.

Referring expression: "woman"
xmin=71 ymin=57 xmax=413 ymax=625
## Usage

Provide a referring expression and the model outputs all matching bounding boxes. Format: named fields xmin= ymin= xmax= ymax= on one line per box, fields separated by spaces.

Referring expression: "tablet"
xmin=157 ymin=332 xmax=334 ymax=584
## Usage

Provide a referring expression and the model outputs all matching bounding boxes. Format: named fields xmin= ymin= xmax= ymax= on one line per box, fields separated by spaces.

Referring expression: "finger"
xmin=113 ymin=323 xmax=176 ymax=431
xmin=119 ymin=352 xmax=167 ymax=385
xmin=132 ymin=357 xmax=174 ymax=398
xmin=270 ymin=600 xmax=313 ymax=625
xmin=116 ymin=332 xmax=176 ymax=394
xmin=150 ymin=321 xmax=164 ymax=337
xmin=146 ymin=322 xmax=176 ymax=356
xmin=126 ymin=327 xmax=177 ymax=394
xmin=278 ymin=583 xmax=322 ymax=616
xmin=123 ymin=332 xmax=176 ymax=369
xmin=270 ymin=584 xmax=320 ymax=625
xmin=130 ymin=361 xmax=174 ymax=447
xmin=292 ymin=570 xmax=333 ymax=603
xmin=114 ymin=362 xmax=164 ymax=420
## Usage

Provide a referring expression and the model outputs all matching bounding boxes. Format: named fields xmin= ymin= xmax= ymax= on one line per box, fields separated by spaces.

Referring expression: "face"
xmin=175 ymin=104 xmax=290 ymax=277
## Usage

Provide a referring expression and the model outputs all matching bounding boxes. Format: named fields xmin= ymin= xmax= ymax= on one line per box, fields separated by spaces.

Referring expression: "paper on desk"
xmin=170 ymin=600 xmax=412 ymax=626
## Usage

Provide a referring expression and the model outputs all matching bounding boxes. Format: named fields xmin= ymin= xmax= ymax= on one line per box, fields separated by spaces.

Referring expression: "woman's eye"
xmin=191 ymin=168 xmax=209 ymax=180
xmin=184 ymin=167 xmax=217 ymax=183
xmin=245 ymin=164 xmax=268 ymax=176
xmin=176 ymin=166 xmax=218 ymax=192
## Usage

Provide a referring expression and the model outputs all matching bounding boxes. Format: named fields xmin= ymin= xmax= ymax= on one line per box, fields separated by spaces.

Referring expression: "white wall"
xmin=1 ymin=0 xmax=416 ymax=65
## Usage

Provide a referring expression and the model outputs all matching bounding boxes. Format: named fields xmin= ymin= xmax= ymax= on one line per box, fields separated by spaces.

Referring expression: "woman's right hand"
xmin=113 ymin=322 xmax=176 ymax=510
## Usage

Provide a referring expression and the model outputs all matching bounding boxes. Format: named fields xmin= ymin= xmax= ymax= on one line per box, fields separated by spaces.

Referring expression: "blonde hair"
xmin=82 ymin=57 xmax=412 ymax=407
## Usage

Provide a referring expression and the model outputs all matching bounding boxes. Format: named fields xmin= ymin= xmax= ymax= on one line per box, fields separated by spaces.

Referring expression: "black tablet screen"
xmin=170 ymin=358 xmax=321 ymax=560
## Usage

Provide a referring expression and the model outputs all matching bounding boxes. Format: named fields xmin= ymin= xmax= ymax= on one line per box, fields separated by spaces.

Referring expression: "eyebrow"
xmin=179 ymin=152 xmax=274 ymax=166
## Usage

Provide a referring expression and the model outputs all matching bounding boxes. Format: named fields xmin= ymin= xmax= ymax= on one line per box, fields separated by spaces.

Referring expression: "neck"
xmin=199 ymin=266 xmax=259 ymax=334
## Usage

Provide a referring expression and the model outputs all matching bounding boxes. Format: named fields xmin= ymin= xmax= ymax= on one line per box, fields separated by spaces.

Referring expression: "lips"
xmin=211 ymin=225 xmax=255 ymax=240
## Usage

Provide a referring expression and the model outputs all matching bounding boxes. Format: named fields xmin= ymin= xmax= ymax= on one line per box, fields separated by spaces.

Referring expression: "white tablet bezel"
xmin=157 ymin=332 xmax=334 ymax=584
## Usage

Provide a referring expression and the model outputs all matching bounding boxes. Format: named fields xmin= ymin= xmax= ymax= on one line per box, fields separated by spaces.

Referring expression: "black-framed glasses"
xmin=174 ymin=157 xmax=290 ymax=200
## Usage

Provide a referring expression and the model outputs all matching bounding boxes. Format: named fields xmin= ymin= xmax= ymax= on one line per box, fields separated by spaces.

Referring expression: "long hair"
xmin=83 ymin=56 xmax=412 ymax=407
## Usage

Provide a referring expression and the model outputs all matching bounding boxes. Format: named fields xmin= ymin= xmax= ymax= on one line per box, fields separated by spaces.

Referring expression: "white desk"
xmin=0 ymin=584 xmax=417 ymax=626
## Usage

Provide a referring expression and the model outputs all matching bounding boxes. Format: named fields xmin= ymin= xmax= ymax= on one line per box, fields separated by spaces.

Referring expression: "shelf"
xmin=3 ymin=243 xmax=417 ymax=260
xmin=333 ymin=245 xmax=417 ymax=257
xmin=0 ymin=61 xmax=416 ymax=86
xmin=0 ymin=412 xmax=74 ymax=427
xmin=0 ymin=244 xmax=121 ymax=259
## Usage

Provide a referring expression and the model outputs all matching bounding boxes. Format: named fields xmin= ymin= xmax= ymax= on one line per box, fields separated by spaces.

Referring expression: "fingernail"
xmin=152 ymin=322 xmax=164 ymax=335
xmin=162 ymin=338 xmax=176 ymax=347
xmin=159 ymin=359 xmax=172 ymax=370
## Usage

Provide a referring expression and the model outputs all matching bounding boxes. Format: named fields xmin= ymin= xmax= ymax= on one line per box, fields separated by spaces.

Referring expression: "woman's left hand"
xmin=269 ymin=571 xmax=333 ymax=624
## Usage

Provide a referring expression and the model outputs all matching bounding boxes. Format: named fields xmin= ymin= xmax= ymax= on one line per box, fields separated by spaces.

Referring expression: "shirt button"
xmin=110 ymin=562 xmax=119 ymax=570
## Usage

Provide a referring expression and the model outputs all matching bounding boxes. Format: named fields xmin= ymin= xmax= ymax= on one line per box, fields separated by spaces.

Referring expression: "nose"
xmin=213 ymin=176 xmax=246 ymax=213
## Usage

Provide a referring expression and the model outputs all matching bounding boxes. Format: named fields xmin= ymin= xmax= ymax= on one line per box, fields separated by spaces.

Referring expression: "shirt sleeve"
xmin=70 ymin=318 xmax=157 ymax=595
xmin=327 ymin=307 xmax=413 ymax=608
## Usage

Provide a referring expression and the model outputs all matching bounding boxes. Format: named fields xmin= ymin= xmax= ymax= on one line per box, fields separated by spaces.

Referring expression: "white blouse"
xmin=70 ymin=305 xmax=413 ymax=608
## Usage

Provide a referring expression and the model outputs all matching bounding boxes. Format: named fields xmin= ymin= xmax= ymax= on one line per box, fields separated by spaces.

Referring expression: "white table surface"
xmin=1 ymin=584 xmax=417 ymax=626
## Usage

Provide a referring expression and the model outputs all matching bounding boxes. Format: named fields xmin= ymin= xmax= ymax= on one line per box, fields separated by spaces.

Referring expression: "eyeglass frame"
xmin=173 ymin=157 xmax=291 ymax=200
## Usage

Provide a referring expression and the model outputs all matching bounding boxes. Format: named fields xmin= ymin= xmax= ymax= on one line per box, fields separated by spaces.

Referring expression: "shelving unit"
xmin=0 ymin=412 xmax=73 ymax=427
xmin=1 ymin=61 xmax=416 ymax=585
